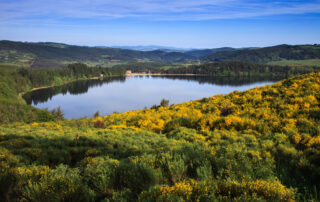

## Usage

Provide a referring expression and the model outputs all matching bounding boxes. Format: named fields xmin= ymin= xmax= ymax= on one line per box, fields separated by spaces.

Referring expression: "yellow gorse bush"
xmin=1 ymin=72 xmax=320 ymax=201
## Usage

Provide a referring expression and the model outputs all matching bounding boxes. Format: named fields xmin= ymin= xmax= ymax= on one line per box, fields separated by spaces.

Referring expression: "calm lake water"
xmin=23 ymin=76 xmax=280 ymax=119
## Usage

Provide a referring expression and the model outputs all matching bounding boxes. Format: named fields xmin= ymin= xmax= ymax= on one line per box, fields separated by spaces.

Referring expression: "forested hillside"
xmin=1 ymin=72 xmax=320 ymax=201
xmin=160 ymin=61 xmax=320 ymax=78
xmin=183 ymin=47 xmax=235 ymax=58
xmin=0 ymin=41 xmax=194 ymax=68
xmin=112 ymin=62 xmax=182 ymax=72
xmin=0 ymin=63 xmax=124 ymax=123
xmin=202 ymin=44 xmax=320 ymax=64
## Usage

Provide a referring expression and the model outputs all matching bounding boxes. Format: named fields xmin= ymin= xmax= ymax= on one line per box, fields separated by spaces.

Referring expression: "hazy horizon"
xmin=2 ymin=39 xmax=319 ymax=50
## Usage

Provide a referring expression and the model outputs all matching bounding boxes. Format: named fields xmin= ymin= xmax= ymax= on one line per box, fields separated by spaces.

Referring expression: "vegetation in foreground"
xmin=1 ymin=72 xmax=320 ymax=201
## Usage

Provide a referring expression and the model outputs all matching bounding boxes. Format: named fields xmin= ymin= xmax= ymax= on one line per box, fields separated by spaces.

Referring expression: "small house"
xmin=126 ymin=70 xmax=132 ymax=75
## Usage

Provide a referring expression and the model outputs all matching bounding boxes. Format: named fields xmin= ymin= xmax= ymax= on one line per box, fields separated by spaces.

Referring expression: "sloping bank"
xmin=0 ymin=63 xmax=125 ymax=124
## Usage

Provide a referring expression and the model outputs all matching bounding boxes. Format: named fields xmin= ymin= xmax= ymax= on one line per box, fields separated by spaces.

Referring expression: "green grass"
xmin=268 ymin=59 xmax=320 ymax=67
xmin=0 ymin=50 xmax=35 ymax=68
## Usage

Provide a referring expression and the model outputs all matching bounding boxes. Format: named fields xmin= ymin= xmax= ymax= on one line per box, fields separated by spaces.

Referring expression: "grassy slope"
xmin=0 ymin=72 xmax=319 ymax=201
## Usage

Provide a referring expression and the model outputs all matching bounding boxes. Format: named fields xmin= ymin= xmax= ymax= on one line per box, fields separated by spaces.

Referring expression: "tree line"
xmin=159 ymin=61 xmax=320 ymax=77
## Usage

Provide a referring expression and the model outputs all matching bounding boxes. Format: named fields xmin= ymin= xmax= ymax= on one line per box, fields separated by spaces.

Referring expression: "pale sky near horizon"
xmin=0 ymin=0 xmax=320 ymax=48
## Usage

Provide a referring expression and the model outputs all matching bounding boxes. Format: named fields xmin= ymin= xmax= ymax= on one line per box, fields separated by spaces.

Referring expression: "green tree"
xmin=160 ymin=99 xmax=169 ymax=107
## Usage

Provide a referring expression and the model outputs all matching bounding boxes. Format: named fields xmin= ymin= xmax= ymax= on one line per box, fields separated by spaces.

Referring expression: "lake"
xmin=23 ymin=75 xmax=280 ymax=119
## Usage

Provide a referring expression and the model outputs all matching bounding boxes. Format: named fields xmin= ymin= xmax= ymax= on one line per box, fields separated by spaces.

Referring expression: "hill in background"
xmin=1 ymin=41 xmax=320 ymax=69
xmin=0 ymin=41 xmax=195 ymax=69
xmin=201 ymin=44 xmax=320 ymax=66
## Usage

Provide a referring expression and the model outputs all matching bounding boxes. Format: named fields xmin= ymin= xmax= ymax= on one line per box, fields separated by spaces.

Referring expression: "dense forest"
xmin=112 ymin=62 xmax=174 ymax=72
xmin=159 ymin=61 xmax=320 ymax=78
xmin=183 ymin=47 xmax=235 ymax=58
xmin=201 ymin=44 xmax=320 ymax=64
xmin=0 ymin=63 xmax=124 ymax=124
xmin=0 ymin=70 xmax=320 ymax=201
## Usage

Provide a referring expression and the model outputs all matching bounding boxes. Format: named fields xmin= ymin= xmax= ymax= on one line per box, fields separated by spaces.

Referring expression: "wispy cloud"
xmin=0 ymin=0 xmax=320 ymax=23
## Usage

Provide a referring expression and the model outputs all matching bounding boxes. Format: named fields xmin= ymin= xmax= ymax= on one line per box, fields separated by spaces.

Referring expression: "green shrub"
xmin=115 ymin=160 xmax=157 ymax=195
xmin=21 ymin=164 xmax=95 ymax=202
xmin=164 ymin=117 xmax=193 ymax=133
xmin=82 ymin=156 xmax=118 ymax=198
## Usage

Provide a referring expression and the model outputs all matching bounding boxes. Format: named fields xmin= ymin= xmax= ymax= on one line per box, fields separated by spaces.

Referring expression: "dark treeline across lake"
xmin=23 ymin=75 xmax=283 ymax=119
xmin=150 ymin=75 xmax=284 ymax=85
xmin=23 ymin=77 xmax=126 ymax=105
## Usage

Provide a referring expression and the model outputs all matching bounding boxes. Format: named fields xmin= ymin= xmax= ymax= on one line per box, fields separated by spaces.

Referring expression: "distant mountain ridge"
xmin=1 ymin=40 xmax=320 ymax=69
xmin=106 ymin=45 xmax=189 ymax=51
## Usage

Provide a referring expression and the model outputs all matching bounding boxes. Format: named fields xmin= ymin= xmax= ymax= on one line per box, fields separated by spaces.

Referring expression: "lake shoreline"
xmin=127 ymin=73 xmax=207 ymax=76
xmin=19 ymin=76 xmax=118 ymax=98
xmin=21 ymin=73 xmax=208 ymax=98
xmin=26 ymin=75 xmax=277 ymax=119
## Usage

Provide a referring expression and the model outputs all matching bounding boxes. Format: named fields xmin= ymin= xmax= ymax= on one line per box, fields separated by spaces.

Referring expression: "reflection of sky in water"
xmin=33 ymin=77 xmax=275 ymax=119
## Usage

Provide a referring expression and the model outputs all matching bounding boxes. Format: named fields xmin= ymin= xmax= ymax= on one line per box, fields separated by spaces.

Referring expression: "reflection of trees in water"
xmin=150 ymin=75 xmax=285 ymax=86
xmin=23 ymin=75 xmax=284 ymax=106
xmin=23 ymin=77 xmax=125 ymax=105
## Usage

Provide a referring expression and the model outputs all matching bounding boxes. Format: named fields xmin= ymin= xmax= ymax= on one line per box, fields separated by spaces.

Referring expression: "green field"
xmin=0 ymin=50 xmax=35 ymax=68
xmin=268 ymin=59 xmax=320 ymax=67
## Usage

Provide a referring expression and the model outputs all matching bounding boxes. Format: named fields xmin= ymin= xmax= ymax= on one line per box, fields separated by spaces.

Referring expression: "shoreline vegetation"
xmin=127 ymin=73 xmax=205 ymax=76
xmin=0 ymin=63 xmax=125 ymax=124
xmin=18 ymin=75 xmax=119 ymax=98
xmin=22 ymin=74 xmax=206 ymax=97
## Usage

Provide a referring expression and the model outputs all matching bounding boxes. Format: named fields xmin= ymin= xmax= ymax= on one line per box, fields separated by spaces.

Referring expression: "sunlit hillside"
xmin=1 ymin=72 xmax=319 ymax=201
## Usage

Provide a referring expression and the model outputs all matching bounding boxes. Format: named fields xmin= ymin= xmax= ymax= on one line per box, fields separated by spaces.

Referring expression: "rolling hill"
xmin=1 ymin=41 xmax=320 ymax=69
xmin=0 ymin=41 xmax=195 ymax=69
xmin=183 ymin=47 xmax=235 ymax=58
xmin=201 ymin=44 xmax=320 ymax=64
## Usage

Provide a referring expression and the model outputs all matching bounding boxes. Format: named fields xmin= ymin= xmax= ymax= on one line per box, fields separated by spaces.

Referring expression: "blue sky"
xmin=0 ymin=0 xmax=320 ymax=48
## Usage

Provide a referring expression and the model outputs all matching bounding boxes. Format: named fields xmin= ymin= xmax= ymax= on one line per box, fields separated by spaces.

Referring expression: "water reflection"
xmin=23 ymin=77 xmax=126 ymax=105
xmin=23 ymin=75 xmax=282 ymax=119
xmin=150 ymin=75 xmax=284 ymax=86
